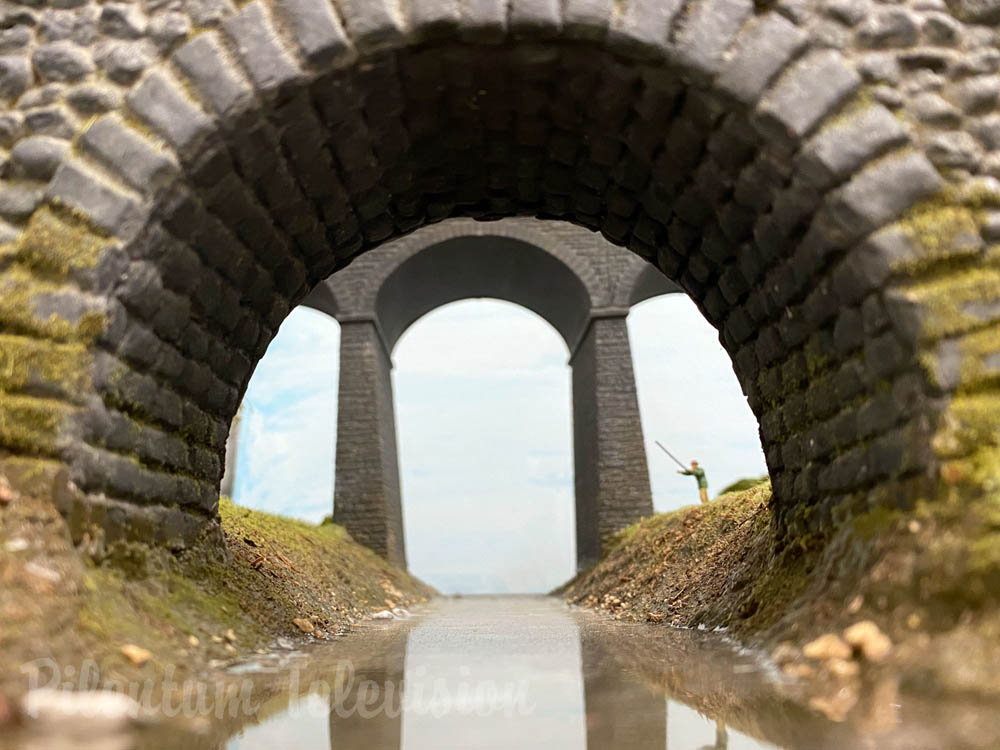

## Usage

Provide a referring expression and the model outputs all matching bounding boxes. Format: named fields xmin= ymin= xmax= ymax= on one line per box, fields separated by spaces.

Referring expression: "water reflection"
xmin=228 ymin=597 xmax=773 ymax=750
xmin=8 ymin=597 xmax=1000 ymax=750
xmin=327 ymin=622 xmax=407 ymax=749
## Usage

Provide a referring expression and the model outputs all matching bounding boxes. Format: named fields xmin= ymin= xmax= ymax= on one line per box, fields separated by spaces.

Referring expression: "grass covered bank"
xmin=560 ymin=481 xmax=1000 ymax=698
xmin=0 ymin=490 xmax=433 ymax=699
xmin=560 ymin=482 xmax=781 ymax=631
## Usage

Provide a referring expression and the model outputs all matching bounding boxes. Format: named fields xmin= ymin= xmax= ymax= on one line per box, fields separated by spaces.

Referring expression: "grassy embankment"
xmin=561 ymin=478 xmax=1000 ymax=696
xmin=0 ymin=492 xmax=433 ymax=698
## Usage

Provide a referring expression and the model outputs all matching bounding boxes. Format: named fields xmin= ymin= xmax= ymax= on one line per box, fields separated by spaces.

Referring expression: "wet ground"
xmin=5 ymin=596 xmax=1000 ymax=749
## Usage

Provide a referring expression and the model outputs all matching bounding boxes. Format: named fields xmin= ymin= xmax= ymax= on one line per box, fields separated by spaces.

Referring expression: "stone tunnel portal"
xmin=0 ymin=0 xmax=994 ymax=573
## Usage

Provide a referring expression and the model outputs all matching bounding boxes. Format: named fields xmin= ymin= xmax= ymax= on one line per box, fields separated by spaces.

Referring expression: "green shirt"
xmin=682 ymin=467 xmax=708 ymax=489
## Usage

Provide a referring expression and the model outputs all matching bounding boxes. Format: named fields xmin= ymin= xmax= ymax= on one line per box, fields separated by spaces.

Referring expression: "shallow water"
xmin=7 ymin=596 xmax=1000 ymax=749
xmin=225 ymin=596 xmax=774 ymax=750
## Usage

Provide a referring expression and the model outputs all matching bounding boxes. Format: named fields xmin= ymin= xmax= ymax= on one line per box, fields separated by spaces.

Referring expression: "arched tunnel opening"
xmin=226 ymin=224 xmax=767 ymax=590
xmin=0 ymin=18 xmax=968 ymax=558
xmin=4 ymin=3 xmax=1000 ymax=717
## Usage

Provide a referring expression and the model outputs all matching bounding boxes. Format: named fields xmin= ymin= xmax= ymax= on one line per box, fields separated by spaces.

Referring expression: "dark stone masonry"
xmin=1 ymin=0 xmax=999 ymax=563
xmin=300 ymin=220 xmax=674 ymax=567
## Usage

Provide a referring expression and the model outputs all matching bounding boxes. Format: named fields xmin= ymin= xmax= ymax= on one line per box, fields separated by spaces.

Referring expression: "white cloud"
xmin=233 ymin=307 xmax=340 ymax=522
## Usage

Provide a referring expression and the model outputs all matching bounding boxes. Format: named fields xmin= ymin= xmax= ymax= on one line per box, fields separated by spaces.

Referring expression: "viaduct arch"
xmin=0 ymin=0 xmax=997 ymax=570
xmin=296 ymin=218 xmax=680 ymax=567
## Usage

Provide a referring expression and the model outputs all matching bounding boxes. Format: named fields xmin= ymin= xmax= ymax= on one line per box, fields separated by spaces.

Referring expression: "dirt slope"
xmin=0 ymin=490 xmax=433 ymax=699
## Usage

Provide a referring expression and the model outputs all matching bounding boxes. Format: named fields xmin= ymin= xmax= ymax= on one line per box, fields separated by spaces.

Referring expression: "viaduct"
xmin=0 ymin=0 xmax=999 ymax=566
xmin=248 ymin=219 xmax=680 ymax=568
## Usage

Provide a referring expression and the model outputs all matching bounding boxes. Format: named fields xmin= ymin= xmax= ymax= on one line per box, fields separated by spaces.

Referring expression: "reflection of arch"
xmin=326 ymin=224 xmax=653 ymax=568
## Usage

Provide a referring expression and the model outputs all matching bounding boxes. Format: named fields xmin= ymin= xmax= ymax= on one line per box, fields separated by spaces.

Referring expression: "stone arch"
xmin=0 ymin=0 xmax=995 ymax=573
xmin=299 ymin=221 xmax=658 ymax=567
xmin=319 ymin=217 xmax=608 ymax=314
xmin=374 ymin=235 xmax=592 ymax=350
xmin=620 ymin=260 xmax=684 ymax=309
xmin=299 ymin=281 xmax=341 ymax=319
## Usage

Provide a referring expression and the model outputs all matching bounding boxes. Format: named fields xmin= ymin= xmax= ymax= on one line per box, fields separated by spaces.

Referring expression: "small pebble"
xmin=120 ymin=644 xmax=152 ymax=666
xmin=782 ymin=662 xmax=816 ymax=679
xmin=827 ymin=658 xmax=861 ymax=679
xmin=844 ymin=620 xmax=893 ymax=663
xmin=292 ymin=617 xmax=315 ymax=633
xmin=0 ymin=478 xmax=20 ymax=506
xmin=803 ymin=633 xmax=853 ymax=662
xmin=809 ymin=686 xmax=858 ymax=723
xmin=4 ymin=538 xmax=29 ymax=552
xmin=25 ymin=561 xmax=61 ymax=584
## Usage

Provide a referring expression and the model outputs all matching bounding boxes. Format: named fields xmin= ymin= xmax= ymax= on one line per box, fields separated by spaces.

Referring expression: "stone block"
xmin=716 ymin=13 xmax=808 ymax=104
xmin=674 ymin=0 xmax=753 ymax=80
xmin=223 ymin=1 xmax=304 ymax=93
xmin=80 ymin=114 xmax=179 ymax=192
xmin=754 ymin=50 xmax=861 ymax=145
xmin=608 ymin=0 xmax=682 ymax=57
xmin=126 ymin=70 xmax=213 ymax=154
xmin=46 ymin=158 xmax=143 ymax=237
xmin=825 ymin=151 xmax=942 ymax=244
xmin=336 ymin=0 xmax=407 ymax=49
xmin=797 ymin=104 xmax=909 ymax=189
xmin=9 ymin=134 xmax=68 ymax=179
xmin=172 ymin=32 xmax=253 ymax=117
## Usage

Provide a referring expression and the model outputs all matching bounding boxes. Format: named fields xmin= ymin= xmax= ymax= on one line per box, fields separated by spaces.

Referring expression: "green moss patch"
xmin=0 ymin=267 xmax=106 ymax=342
xmin=896 ymin=266 xmax=1000 ymax=341
xmin=0 ymin=393 xmax=76 ymax=455
xmin=897 ymin=202 xmax=981 ymax=270
xmin=0 ymin=334 xmax=92 ymax=400
xmin=10 ymin=206 xmax=110 ymax=278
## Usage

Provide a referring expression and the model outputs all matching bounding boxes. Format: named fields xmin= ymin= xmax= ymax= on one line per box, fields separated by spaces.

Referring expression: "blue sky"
xmin=233 ymin=294 xmax=766 ymax=594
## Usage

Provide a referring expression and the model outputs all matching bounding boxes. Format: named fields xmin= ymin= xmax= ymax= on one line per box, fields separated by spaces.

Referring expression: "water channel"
xmin=8 ymin=596 xmax=1000 ymax=749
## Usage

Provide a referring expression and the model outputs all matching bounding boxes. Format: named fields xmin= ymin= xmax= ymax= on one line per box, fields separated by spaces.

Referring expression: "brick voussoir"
xmin=126 ymin=69 xmax=214 ymax=156
xmin=223 ymin=0 xmax=306 ymax=95
xmin=79 ymin=114 xmax=180 ymax=194
xmin=46 ymin=158 xmax=145 ymax=239
xmin=753 ymin=49 xmax=863 ymax=147
xmin=172 ymin=32 xmax=256 ymax=119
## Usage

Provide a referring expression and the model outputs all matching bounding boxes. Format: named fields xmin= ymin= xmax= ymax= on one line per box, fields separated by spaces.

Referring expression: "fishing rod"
xmin=654 ymin=441 xmax=688 ymax=471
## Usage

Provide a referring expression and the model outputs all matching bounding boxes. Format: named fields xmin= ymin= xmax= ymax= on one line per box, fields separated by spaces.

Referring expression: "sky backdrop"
xmin=233 ymin=294 xmax=766 ymax=594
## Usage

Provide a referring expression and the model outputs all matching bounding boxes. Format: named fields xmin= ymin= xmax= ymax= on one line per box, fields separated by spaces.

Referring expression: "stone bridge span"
xmin=0 ymin=0 xmax=997 ymax=564
xmin=298 ymin=218 xmax=679 ymax=567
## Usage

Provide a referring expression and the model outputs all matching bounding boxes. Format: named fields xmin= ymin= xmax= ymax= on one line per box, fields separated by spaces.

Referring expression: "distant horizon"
xmin=233 ymin=294 xmax=766 ymax=594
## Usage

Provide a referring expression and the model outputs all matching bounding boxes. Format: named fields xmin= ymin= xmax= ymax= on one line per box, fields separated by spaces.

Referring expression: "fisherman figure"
xmin=679 ymin=460 xmax=709 ymax=505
